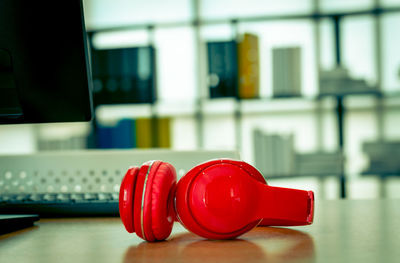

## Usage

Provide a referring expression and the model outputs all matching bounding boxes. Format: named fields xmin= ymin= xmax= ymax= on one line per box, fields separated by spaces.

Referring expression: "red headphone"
xmin=119 ymin=159 xmax=314 ymax=242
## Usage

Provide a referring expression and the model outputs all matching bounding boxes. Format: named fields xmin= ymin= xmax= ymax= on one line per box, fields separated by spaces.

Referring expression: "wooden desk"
xmin=1 ymin=199 xmax=399 ymax=263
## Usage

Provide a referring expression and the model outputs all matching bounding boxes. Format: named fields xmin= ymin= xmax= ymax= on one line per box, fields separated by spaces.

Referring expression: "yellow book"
xmin=157 ymin=117 xmax=171 ymax=148
xmin=238 ymin=33 xmax=260 ymax=99
xmin=135 ymin=118 xmax=152 ymax=148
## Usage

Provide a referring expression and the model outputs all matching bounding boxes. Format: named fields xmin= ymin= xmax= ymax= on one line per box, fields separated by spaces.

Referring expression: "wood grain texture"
xmin=0 ymin=199 xmax=399 ymax=263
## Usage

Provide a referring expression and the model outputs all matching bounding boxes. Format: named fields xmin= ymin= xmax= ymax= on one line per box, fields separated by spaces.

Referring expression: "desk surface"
xmin=0 ymin=199 xmax=399 ymax=263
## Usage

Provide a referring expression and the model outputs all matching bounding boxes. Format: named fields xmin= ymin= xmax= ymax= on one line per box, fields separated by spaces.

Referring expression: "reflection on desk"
xmin=123 ymin=228 xmax=314 ymax=263
xmin=0 ymin=199 xmax=399 ymax=263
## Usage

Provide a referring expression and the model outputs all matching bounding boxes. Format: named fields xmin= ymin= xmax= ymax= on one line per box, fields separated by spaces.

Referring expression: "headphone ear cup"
xmin=119 ymin=166 xmax=139 ymax=233
xmin=133 ymin=161 xmax=177 ymax=242
xmin=175 ymin=159 xmax=261 ymax=239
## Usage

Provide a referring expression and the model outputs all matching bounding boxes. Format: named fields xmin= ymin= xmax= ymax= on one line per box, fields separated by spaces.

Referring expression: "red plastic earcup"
xmin=132 ymin=161 xmax=177 ymax=242
xmin=119 ymin=166 xmax=139 ymax=233
xmin=175 ymin=159 xmax=263 ymax=239
xmin=175 ymin=159 xmax=314 ymax=239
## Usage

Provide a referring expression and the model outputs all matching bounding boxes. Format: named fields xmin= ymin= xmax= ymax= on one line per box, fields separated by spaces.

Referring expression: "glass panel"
xmin=92 ymin=30 xmax=150 ymax=49
xmin=83 ymin=0 xmax=192 ymax=30
xmin=319 ymin=18 xmax=335 ymax=70
xmin=200 ymin=0 xmax=313 ymax=20
xmin=382 ymin=14 xmax=400 ymax=92
xmin=342 ymin=15 xmax=377 ymax=86
xmin=381 ymin=0 xmax=400 ymax=7
xmin=154 ymin=27 xmax=197 ymax=102
xmin=200 ymin=24 xmax=235 ymax=42
xmin=320 ymin=0 xmax=374 ymax=13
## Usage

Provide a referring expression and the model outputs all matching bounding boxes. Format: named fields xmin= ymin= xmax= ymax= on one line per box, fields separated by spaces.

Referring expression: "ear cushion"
xmin=119 ymin=166 xmax=139 ymax=233
xmin=133 ymin=162 xmax=152 ymax=240
xmin=148 ymin=162 xmax=177 ymax=240
xmin=133 ymin=161 xmax=177 ymax=242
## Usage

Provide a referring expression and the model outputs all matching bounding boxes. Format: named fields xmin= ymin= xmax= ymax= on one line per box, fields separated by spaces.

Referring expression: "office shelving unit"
xmin=86 ymin=0 xmax=400 ymax=199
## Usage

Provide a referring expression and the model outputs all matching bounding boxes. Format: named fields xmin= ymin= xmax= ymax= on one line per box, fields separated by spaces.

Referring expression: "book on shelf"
xmin=253 ymin=129 xmax=264 ymax=174
xmin=294 ymin=151 xmax=342 ymax=176
xmin=90 ymin=46 xmax=157 ymax=106
xmin=367 ymin=158 xmax=400 ymax=173
xmin=133 ymin=47 xmax=157 ymax=104
xmin=207 ymin=33 xmax=260 ymax=100
xmin=97 ymin=118 xmax=136 ymax=149
xmin=207 ymin=40 xmax=239 ymax=99
xmin=253 ymin=129 xmax=343 ymax=176
xmin=135 ymin=117 xmax=172 ymax=149
xmin=295 ymin=152 xmax=342 ymax=161
xmin=111 ymin=119 xmax=136 ymax=149
xmin=94 ymin=117 xmax=171 ymax=150
xmin=156 ymin=117 xmax=172 ymax=148
xmin=238 ymin=33 xmax=259 ymax=99
xmin=282 ymin=134 xmax=295 ymax=175
xmin=272 ymin=47 xmax=302 ymax=98
xmin=253 ymin=130 xmax=295 ymax=176
xmin=135 ymin=118 xmax=154 ymax=148
xmin=96 ymin=124 xmax=113 ymax=149
xmin=319 ymin=67 xmax=377 ymax=96
xmin=362 ymin=140 xmax=400 ymax=174
xmin=362 ymin=141 xmax=400 ymax=157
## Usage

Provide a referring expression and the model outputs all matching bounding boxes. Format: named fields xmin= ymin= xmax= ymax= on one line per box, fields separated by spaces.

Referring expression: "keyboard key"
xmin=7 ymin=195 xmax=18 ymax=201
xmin=43 ymin=194 xmax=56 ymax=202
xmin=1 ymin=195 xmax=11 ymax=202
xmin=15 ymin=195 xmax=28 ymax=201
xmin=111 ymin=193 xmax=119 ymax=200
xmin=70 ymin=193 xmax=84 ymax=201
xmin=83 ymin=193 xmax=96 ymax=200
xmin=28 ymin=194 xmax=42 ymax=202
xmin=56 ymin=193 xmax=70 ymax=202
xmin=98 ymin=193 xmax=110 ymax=201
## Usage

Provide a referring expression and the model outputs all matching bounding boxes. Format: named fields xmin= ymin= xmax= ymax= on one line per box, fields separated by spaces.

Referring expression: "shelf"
xmin=318 ymin=89 xmax=381 ymax=98
xmin=95 ymin=101 xmax=197 ymax=123
xmin=201 ymin=98 xmax=237 ymax=116
xmin=93 ymin=93 xmax=400 ymax=121
xmin=383 ymin=93 xmax=400 ymax=108
xmin=362 ymin=171 xmax=400 ymax=178
xmin=240 ymin=97 xmax=330 ymax=115
xmin=344 ymin=93 xmax=400 ymax=111
xmin=95 ymin=104 xmax=153 ymax=124
xmin=154 ymin=101 xmax=197 ymax=117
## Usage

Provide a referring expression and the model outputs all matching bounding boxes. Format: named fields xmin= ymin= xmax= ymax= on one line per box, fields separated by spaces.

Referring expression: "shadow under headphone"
xmin=119 ymin=159 xmax=314 ymax=242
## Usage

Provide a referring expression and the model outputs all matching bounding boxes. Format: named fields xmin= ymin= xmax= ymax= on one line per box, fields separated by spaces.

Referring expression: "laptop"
xmin=0 ymin=214 xmax=39 ymax=235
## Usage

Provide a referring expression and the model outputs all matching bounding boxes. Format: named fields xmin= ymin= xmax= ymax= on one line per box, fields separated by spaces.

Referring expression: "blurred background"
xmin=1 ymin=0 xmax=400 ymax=200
